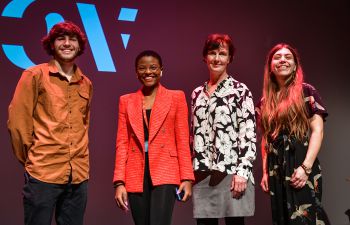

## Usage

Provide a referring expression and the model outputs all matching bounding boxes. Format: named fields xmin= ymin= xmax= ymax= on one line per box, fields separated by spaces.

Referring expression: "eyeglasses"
xmin=137 ymin=65 xmax=160 ymax=73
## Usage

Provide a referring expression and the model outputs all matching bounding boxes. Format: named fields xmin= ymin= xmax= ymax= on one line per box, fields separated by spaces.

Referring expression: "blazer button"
xmin=161 ymin=144 xmax=165 ymax=148
xmin=162 ymin=129 xmax=165 ymax=134
xmin=131 ymin=133 xmax=135 ymax=137
xmin=132 ymin=147 xmax=135 ymax=152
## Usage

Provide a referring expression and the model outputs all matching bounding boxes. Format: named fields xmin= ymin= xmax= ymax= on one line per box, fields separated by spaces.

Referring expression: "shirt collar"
xmin=203 ymin=75 xmax=231 ymax=94
xmin=48 ymin=59 xmax=84 ymax=83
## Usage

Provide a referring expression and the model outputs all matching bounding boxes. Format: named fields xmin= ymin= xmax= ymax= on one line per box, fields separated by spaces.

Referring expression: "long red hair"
xmin=260 ymin=43 xmax=309 ymax=141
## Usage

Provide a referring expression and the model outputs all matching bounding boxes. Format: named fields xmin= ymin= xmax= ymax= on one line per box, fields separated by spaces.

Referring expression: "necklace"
xmin=141 ymin=87 xmax=157 ymax=128
xmin=142 ymin=96 xmax=150 ymax=129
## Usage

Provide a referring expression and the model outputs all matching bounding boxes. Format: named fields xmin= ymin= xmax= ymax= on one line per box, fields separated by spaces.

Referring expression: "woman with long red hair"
xmin=256 ymin=43 xmax=330 ymax=225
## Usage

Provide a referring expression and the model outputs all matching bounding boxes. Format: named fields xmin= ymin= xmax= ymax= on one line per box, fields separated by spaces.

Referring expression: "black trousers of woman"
xmin=128 ymin=153 xmax=176 ymax=225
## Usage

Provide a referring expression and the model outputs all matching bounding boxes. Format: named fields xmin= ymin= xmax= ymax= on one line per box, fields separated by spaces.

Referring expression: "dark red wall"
xmin=1 ymin=1 xmax=349 ymax=224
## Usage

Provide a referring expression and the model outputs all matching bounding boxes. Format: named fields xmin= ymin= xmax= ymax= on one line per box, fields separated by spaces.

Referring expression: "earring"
xmin=160 ymin=71 xmax=163 ymax=77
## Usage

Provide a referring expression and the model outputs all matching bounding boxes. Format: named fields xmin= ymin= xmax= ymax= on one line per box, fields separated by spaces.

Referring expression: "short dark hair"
xmin=202 ymin=33 xmax=235 ymax=63
xmin=42 ymin=21 xmax=87 ymax=56
xmin=135 ymin=50 xmax=163 ymax=69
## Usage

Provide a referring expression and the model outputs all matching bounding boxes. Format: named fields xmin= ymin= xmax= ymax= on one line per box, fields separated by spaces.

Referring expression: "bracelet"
xmin=113 ymin=182 xmax=124 ymax=188
xmin=301 ymin=164 xmax=311 ymax=175
xmin=181 ymin=179 xmax=193 ymax=184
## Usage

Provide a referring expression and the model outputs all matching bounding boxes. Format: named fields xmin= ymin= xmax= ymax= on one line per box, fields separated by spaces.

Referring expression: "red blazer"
xmin=113 ymin=85 xmax=194 ymax=192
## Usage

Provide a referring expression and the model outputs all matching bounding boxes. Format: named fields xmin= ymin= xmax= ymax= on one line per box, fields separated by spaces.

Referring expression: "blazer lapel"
xmin=149 ymin=85 xmax=172 ymax=143
xmin=127 ymin=90 xmax=144 ymax=147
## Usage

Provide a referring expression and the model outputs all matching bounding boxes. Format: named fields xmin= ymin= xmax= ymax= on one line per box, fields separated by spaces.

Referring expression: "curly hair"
xmin=41 ymin=21 xmax=87 ymax=56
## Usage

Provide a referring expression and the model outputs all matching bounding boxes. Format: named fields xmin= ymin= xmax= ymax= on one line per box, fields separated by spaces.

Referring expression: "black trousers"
xmin=23 ymin=172 xmax=88 ymax=225
xmin=196 ymin=217 xmax=245 ymax=225
xmin=128 ymin=153 xmax=176 ymax=225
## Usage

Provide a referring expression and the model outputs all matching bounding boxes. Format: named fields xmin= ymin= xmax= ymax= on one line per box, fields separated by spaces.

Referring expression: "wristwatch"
xmin=301 ymin=164 xmax=312 ymax=175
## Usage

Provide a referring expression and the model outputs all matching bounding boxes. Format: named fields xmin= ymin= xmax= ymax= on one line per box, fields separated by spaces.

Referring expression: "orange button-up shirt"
xmin=8 ymin=60 xmax=93 ymax=184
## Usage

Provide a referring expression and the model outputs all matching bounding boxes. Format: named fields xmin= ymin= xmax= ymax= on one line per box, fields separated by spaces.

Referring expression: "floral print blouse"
xmin=190 ymin=76 xmax=256 ymax=182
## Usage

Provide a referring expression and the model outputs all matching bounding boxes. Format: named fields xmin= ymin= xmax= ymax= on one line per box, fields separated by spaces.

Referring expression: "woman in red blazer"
xmin=113 ymin=50 xmax=194 ymax=225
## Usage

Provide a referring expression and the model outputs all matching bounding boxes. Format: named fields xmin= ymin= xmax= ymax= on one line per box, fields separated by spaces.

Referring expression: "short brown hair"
xmin=202 ymin=34 xmax=235 ymax=63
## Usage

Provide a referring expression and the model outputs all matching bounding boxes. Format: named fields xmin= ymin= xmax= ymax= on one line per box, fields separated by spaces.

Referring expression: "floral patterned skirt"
xmin=267 ymin=134 xmax=331 ymax=225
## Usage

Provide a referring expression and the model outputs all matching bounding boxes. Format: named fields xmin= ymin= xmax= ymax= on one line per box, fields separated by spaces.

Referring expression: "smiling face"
xmin=52 ymin=35 xmax=80 ymax=63
xmin=136 ymin=55 xmax=162 ymax=88
xmin=270 ymin=47 xmax=296 ymax=81
xmin=205 ymin=43 xmax=230 ymax=76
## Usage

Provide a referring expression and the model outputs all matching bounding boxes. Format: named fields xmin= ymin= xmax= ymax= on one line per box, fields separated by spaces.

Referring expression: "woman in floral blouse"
xmin=190 ymin=33 xmax=256 ymax=225
xmin=256 ymin=43 xmax=330 ymax=225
